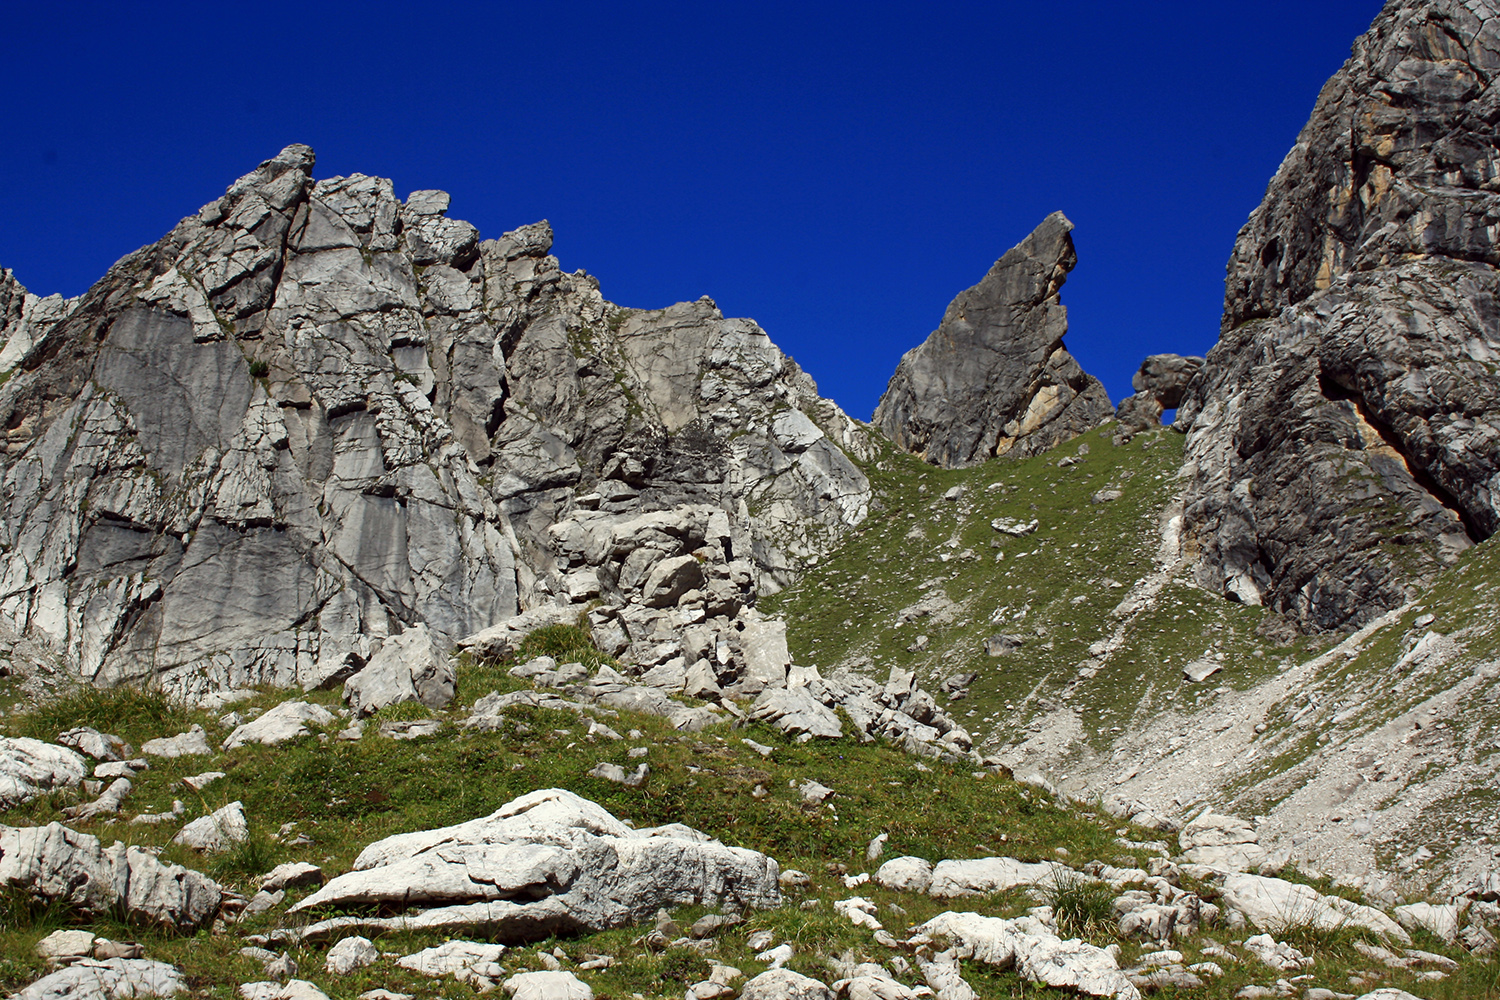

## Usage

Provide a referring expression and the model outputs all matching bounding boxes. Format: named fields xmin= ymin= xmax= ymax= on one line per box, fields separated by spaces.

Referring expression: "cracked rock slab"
xmin=284 ymin=788 xmax=779 ymax=942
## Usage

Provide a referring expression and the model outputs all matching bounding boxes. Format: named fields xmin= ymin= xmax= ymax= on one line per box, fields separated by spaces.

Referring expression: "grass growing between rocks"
xmin=763 ymin=424 xmax=1305 ymax=769
xmin=1 ymin=637 xmax=1496 ymax=996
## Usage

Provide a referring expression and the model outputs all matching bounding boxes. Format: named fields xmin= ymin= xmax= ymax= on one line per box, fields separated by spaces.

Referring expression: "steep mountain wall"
xmin=873 ymin=212 xmax=1113 ymax=467
xmin=0 ymin=146 xmax=871 ymax=696
xmin=1178 ymin=0 xmax=1500 ymax=631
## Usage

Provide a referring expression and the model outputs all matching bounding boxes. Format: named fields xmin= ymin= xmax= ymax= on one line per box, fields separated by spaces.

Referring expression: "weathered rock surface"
xmin=12 ymin=958 xmax=184 ymax=1000
xmin=1176 ymin=0 xmax=1500 ymax=630
xmin=1177 ymin=809 xmax=1267 ymax=872
xmin=222 ymin=701 xmax=335 ymax=749
xmin=284 ymin=788 xmax=779 ymax=942
xmin=0 ymin=736 xmax=86 ymax=808
xmin=928 ymin=857 xmax=1069 ymax=898
xmin=324 ymin=936 xmax=378 ymax=975
xmin=342 ymin=625 xmax=453 ymax=716
xmin=397 ymin=941 xmax=507 ymax=988
xmin=502 ymin=971 xmax=593 ymax=1000
xmin=1218 ymin=872 xmax=1410 ymax=944
xmin=0 ymin=822 xmax=223 ymax=929
xmin=915 ymin=911 xmax=1140 ymax=999
xmin=874 ymin=212 xmax=1113 ymax=467
xmin=740 ymin=969 xmax=833 ymax=1000
xmin=0 ymin=145 xmax=869 ymax=698
xmin=172 ymin=801 xmax=248 ymax=853
xmin=1115 ymin=355 xmax=1202 ymax=431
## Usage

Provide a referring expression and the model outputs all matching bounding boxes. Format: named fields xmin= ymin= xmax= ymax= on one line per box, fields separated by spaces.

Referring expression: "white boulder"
xmin=915 ymin=911 xmax=1140 ymax=999
xmin=286 ymin=788 xmax=780 ymax=942
xmin=502 ymin=971 xmax=594 ymax=1000
xmin=223 ymin=702 xmax=335 ymax=749
xmin=172 ymin=801 xmax=248 ymax=853
xmin=876 ymin=856 xmax=934 ymax=894
xmin=325 ymin=935 xmax=379 ymax=975
xmin=0 ymin=737 xmax=87 ymax=808
xmin=1219 ymin=873 xmax=1409 ymax=944
xmin=13 ymin=959 xmax=184 ymax=1000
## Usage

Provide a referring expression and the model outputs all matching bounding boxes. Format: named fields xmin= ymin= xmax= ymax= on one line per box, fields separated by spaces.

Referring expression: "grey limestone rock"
xmin=915 ymin=911 xmax=1140 ymax=999
xmin=342 ymin=625 xmax=454 ymax=716
xmin=325 ymin=936 xmax=380 ymax=975
xmin=222 ymin=701 xmax=335 ymax=749
xmin=1177 ymin=0 xmax=1500 ymax=630
xmin=12 ymin=958 xmax=185 ymax=1000
xmin=740 ymin=970 xmax=832 ymax=1000
xmin=874 ymin=212 xmax=1114 ymax=467
xmin=0 ymin=145 xmax=870 ymax=699
xmin=140 ymin=726 xmax=212 ymax=758
xmin=0 ymin=822 xmax=223 ymax=929
xmin=503 ymin=972 xmax=593 ymax=1000
xmin=284 ymin=787 xmax=780 ymax=942
xmin=172 ymin=801 xmax=248 ymax=853
xmin=1115 ymin=354 xmax=1203 ymax=431
xmin=0 ymin=737 xmax=87 ymax=809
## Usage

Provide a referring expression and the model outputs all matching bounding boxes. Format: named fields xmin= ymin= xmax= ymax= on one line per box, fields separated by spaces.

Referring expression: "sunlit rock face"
xmin=0 ymin=145 xmax=871 ymax=696
xmin=1177 ymin=0 xmax=1500 ymax=631
xmin=873 ymin=211 xmax=1113 ymax=469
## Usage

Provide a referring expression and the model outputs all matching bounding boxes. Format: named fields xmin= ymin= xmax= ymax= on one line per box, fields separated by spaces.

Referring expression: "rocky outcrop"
xmin=1177 ymin=0 xmax=1500 ymax=629
xmin=873 ymin=212 xmax=1113 ymax=467
xmin=283 ymin=787 xmax=780 ymax=943
xmin=0 ymin=145 xmax=870 ymax=699
xmin=0 ymin=737 xmax=87 ymax=808
xmin=1114 ymin=354 xmax=1202 ymax=431
xmin=0 ymin=822 xmax=224 ymax=929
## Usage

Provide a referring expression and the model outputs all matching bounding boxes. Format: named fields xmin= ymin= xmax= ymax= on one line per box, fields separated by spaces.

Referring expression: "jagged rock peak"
xmin=0 ymin=144 xmax=873 ymax=699
xmin=1176 ymin=0 xmax=1500 ymax=631
xmin=872 ymin=212 xmax=1113 ymax=468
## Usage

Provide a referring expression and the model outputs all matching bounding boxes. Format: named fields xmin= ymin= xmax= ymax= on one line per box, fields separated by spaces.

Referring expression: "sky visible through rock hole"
xmin=0 ymin=0 xmax=1383 ymax=417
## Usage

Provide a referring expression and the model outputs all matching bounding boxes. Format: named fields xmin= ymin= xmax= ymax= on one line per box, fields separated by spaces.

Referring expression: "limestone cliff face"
xmin=873 ymin=212 xmax=1114 ymax=467
xmin=1178 ymin=0 xmax=1500 ymax=630
xmin=0 ymin=146 xmax=871 ymax=696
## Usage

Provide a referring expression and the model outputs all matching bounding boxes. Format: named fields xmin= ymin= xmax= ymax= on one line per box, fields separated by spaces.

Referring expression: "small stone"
xmin=182 ymin=771 xmax=226 ymax=791
xmin=326 ymin=935 xmax=379 ymax=975
xmin=36 ymin=929 xmax=96 ymax=966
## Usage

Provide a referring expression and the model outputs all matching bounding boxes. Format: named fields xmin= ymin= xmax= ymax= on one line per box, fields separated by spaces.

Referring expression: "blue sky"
xmin=2 ymin=1 xmax=1382 ymax=419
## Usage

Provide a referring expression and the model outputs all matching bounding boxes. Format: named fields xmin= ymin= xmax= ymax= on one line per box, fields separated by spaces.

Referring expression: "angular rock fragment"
xmin=915 ymin=911 xmax=1139 ymax=999
xmin=343 ymin=625 xmax=454 ymax=716
xmin=503 ymin=971 xmax=593 ymax=1000
xmin=1218 ymin=872 xmax=1409 ymax=944
xmin=0 ymin=822 xmax=223 ymax=929
xmin=874 ymin=212 xmax=1112 ymax=467
xmin=0 ymin=737 xmax=87 ymax=808
xmin=223 ymin=702 xmax=335 ymax=749
xmin=141 ymin=727 xmax=212 ymax=758
xmin=173 ymin=801 xmax=248 ymax=853
xmin=398 ymin=941 xmax=507 ymax=988
xmin=741 ymin=970 xmax=832 ymax=1000
xmin=13 ymin=959 xmax=185 ymax=1000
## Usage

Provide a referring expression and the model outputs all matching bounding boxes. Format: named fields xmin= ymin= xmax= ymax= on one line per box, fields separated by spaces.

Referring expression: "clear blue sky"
xmin=1 ymin=1 xmax=1383 ymax=419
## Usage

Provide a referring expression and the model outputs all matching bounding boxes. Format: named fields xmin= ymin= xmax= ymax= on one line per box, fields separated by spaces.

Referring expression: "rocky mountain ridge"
xmin=0 ymin=145 xmax=871 ymax=706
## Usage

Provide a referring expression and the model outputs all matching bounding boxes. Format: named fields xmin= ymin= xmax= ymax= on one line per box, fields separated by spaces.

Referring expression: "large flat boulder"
xmin=1218 ymin=872 xmax=1409 ymax=945
xmin=285 ymin=788 xmax=779 ymax=942
xmin=915 ymin=911 xmax=1139 ymax=999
